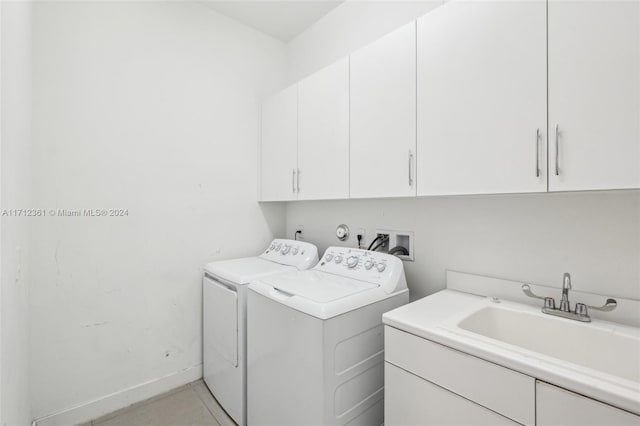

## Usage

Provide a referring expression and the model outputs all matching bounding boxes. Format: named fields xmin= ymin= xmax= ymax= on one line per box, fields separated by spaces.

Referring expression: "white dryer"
xmin=203 ymin=239 xmax=318 ymax=426
xmin=247 ymin=247 xmax=409 ymax=426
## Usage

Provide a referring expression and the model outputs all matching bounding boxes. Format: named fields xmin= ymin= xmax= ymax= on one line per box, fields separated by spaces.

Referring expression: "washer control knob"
xmin=275 ymin=243 xmax=282 ymax=252
xmin=364 ymin=260 xmax=374 ymax=270
xmin=292 ymin=247 xmax=299 ymax=255
xmin=281 ymin=245 xmax=291 ymax=255
xmin=334 ymin=255 xmax=343 ymax=264
xmin=347 ymin=256 xmax=359 ymax=268
xmin=269 ymin=244 xmax=275 ymax=250
xmin=376 ymin=263 xmax=386 ymax=273
xmin=324 ymin=254 xmax=333 ymax=262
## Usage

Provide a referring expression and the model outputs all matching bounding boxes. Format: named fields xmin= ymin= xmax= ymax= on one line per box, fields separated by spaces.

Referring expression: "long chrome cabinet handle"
xmin=555 ymin=124 xmax=560 ymax=176
xmin=535 ymin=128 xmax=540 ymax=177
xmin=297 ymin=168 xmax=300 ymax=193
xmin=408 ymin=150 xmax=414 ymax=186
xmin=292 ymin=169 xmax=296 ymax=193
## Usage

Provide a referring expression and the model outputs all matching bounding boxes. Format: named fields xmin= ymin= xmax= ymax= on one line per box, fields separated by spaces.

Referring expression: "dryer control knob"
xmin=347 ymin=256 xmax=359 ymax=268
xmin=292 ymin=247 xmax=299 ymax=255
xmin=269 ymin=244 xmax=275 ymax=250
xmin=275 ymin=243 xmax=282 ymax=251
xmin=324 ymin=254 xmax=333 ymax=262
xmin=364 ymin=260 xmax=374 ymax=270
xmin=376 ymin=263 xmax=386 ymax=273
xmin=281 ymin=245 xmax=291 ymax=255
xmin=334 ymin=255 xmax=343 ymax=264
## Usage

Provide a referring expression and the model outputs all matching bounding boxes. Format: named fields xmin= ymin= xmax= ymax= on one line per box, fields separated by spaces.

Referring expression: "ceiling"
xmin=201 ymin=1 xmax=345 ymax=42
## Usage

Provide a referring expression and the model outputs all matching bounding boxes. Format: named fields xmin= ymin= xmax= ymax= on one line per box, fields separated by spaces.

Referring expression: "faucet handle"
xmin=544 ymin=297 xmax=556 ymax=310
xmin=588 ymin=298 xmax=617 ymax=312
xmin=522 ymin=284 xmax=550 ymax=301
xmin=575 ymin=303 xmax=588 ymax=317
xmin=523 ymin=285 xmax=556 ymax=310
xmin=522 ymin=284 xmax=542 ymax=299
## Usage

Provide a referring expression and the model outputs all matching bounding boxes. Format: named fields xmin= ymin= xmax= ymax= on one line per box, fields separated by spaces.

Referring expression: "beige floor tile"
xmin=90 ymin=383 xmax=192 ymax=425
xmin=94 ymin=387 xmax=219 ymax=426
xmin=190 ymin=381 xmax=236 ymax=426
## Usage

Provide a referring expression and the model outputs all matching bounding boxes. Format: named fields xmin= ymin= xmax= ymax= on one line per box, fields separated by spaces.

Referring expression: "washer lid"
xmin=258 ymin=270 xmax=379 ymax=303
xmin=204 ymin=257 xmax=296 ymax=285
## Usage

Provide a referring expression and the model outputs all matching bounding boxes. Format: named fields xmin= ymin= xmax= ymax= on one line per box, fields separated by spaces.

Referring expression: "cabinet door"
xmin=350 ymin=22 xmax=416 ymax=199
xmin=548 ymin=1 xmax=640 ymax=191
xmin=260 ymin=85 xmax=298 ymax=201
xmin=385 ymin=362 xmax=519 ymax=426
xmin=298 ymin=58 xmax=349 ymax=200
xmin=536 ymin=381 xmax=640 ymax=426
xmin=417 ymin=0 xmax=547 ymax=196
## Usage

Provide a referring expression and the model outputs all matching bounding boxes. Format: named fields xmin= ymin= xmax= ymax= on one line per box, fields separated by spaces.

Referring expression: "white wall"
xmin=287 ymin=191 xmax=640 ymax=301
xmin=284 ymin=0 xmax=640 ymax=302
xmin=0 ymin=1 xmax=33 ymax=424
xmin=31 ymin=1 xmax=286 ymax=420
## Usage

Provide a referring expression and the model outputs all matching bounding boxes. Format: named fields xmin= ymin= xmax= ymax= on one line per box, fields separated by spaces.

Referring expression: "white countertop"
xmin=383 ymin=289 xmax=640 ymax=416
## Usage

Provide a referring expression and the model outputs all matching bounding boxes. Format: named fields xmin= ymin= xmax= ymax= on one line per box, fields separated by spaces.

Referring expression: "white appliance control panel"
xmin=315 ymin=247 xmax=407 ymax=294
xmin=260 ymin=239 xmax=319 ymax=270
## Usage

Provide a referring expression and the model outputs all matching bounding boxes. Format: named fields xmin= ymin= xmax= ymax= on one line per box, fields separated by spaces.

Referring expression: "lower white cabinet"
xmin=384 ymin=326 xmax=640 ymax=426
xmin=536 ymin=381 xmax=640 ymax=426
xmin=385 ymin=362 xmax=519 ymax=426
xmin=385 ymin=326 xmax=535 ymax=424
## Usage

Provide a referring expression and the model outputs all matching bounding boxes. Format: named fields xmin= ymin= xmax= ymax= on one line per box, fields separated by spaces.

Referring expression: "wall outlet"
xmin=356 ymin=228 xmax=366 ymax=249
xmin=374 ymin=229 xmax=414 ymax=261
xmin=296 ymin=225 xmax=304 ymax=240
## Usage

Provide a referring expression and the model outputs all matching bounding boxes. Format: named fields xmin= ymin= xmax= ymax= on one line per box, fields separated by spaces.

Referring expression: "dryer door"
xmin=203 ymin=274 xmax=238 ymax=367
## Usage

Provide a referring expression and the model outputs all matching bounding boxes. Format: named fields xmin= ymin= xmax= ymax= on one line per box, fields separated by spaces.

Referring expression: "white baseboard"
xmin=34 ymin=364 xmax=202 ymax=426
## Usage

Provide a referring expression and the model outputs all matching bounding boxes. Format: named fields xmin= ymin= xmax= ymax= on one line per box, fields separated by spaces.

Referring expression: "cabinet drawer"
xmin=385 ymin=326 xmax=535 ymax=425
xmin=385 ymin=362 xmax=519 ymax=426
xmin=536 ymin=381 xmax=640 ymax=426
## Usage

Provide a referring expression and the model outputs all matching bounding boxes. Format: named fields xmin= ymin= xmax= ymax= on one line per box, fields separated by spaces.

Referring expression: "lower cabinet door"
xmin=536 ymin=381 xmax=640 ymax=426
xmin=385 ymin=362 xmax=519 ymax=426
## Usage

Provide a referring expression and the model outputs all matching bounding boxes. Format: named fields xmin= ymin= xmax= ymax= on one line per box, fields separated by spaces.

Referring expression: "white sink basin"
xmin=457 ymin=305 xmax=640 ymax=383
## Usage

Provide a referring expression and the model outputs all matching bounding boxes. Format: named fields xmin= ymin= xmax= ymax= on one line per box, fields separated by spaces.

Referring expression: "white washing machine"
xmin=247 ymin=247 xmax=409 ymax=426
xmin=203 ymin=239 xmax=318 ymax=426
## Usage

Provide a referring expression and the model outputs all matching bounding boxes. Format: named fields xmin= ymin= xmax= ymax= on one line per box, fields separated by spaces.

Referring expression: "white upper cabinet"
xmin=260 ymin=85 xmax=298 ymax=201
xmin=417 ymin=0 xmax=547 ymax=196
xmin=298 ymin=58 xmax=350 ymax=200
xmin=350 ymin=22 xmax=417 ymax=199
xmin=260 ymin=0 xmax=638 ymax=201
xmin=548 ymin=0 xmax=640 ymax=191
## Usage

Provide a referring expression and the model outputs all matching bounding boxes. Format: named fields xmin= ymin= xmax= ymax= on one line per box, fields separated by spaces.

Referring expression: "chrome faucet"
xmin=522 ymin=272 xmax=617 ymax=323
xmin=559 ymin=272 xmax=572 ymax=312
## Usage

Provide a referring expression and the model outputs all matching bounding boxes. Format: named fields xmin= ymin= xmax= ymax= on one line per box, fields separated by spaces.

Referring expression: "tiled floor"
xmin=83 ymin=380 xmax=236 ymax=426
